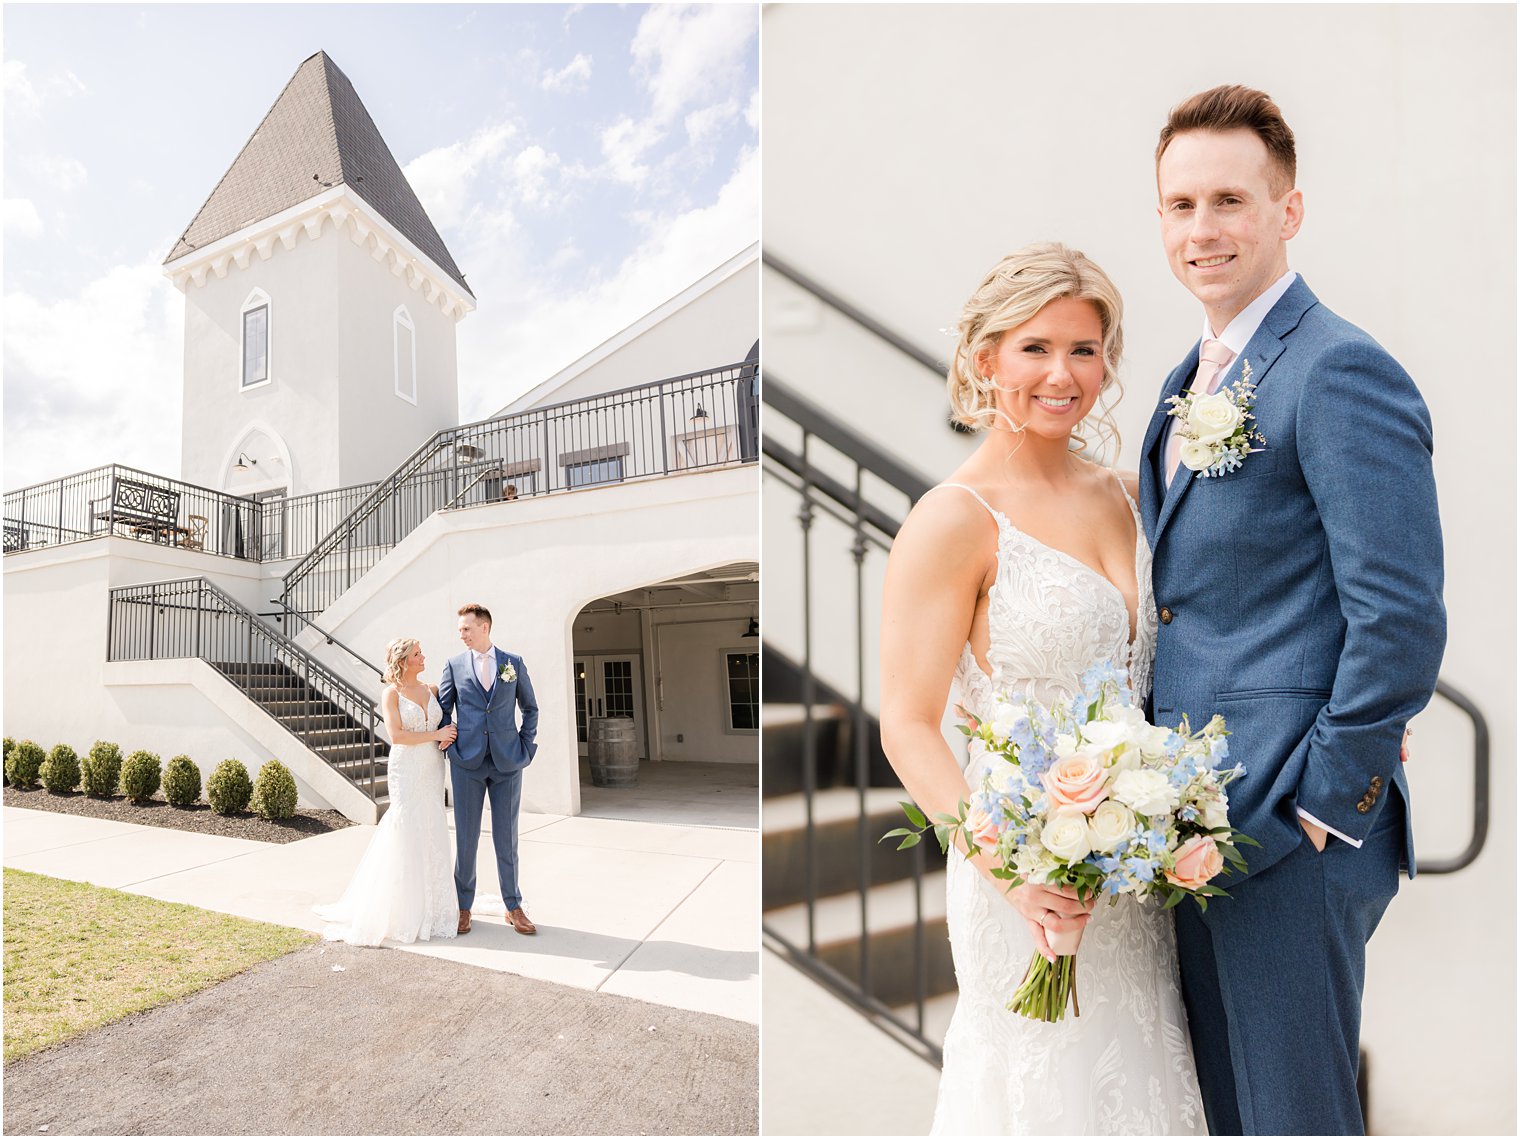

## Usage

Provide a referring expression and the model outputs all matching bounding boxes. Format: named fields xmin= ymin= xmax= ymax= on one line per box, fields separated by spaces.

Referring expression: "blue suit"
xmin=1140 ymin=278 xmax=1445 ymax=1135
xmin=437 ymin=646 xmax=538 ymax=913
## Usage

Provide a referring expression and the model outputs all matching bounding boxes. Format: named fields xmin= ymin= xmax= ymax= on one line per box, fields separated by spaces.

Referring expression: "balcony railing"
xmin=3 ymin=464 xmax=261 ymax=559
xmin=282 ymin=359 xmax=759 ymax=617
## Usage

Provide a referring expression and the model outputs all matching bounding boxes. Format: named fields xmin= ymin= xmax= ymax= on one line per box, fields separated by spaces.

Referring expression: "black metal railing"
xmin=107 ymin=577 xmax=386 ymax=801
xmin=761 ymin=370 xmax=1490 ymax=1066
xmin=261 ymin=482 xmax=381 ymax=562
xmin=4 ymin=464 xmax=261 ymax=559
xmin=282 ymin=359 xmax=758 ymax=617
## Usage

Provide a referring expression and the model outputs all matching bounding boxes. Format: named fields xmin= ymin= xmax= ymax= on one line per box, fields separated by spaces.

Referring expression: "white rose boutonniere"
xmin=1165 ymin=357 xmax=1267 ymax=478
xmin=498 ymin=660 xmax=517 ymax=684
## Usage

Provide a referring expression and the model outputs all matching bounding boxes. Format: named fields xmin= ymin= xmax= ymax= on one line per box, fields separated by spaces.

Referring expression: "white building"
xmin=4 ymin=51 xmax=759 ymax=825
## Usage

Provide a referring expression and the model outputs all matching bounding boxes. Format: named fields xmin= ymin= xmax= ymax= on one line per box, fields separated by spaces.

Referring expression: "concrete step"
xmin=765 ymin=872 xmax=956 ymax=1007
xmin=762 ymin=787 xmax=942 ymax=909
xmin=890 ymin=990 xmax=957 ymax=1052
xmin=762 ymin=703 xmax=850 ymax=796
xmin=258 ymin=709 xmax=355 ymax=730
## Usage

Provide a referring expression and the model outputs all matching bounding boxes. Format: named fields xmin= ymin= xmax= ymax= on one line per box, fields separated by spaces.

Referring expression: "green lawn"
xmin=3 ymin=869 xmax=313 ymax=1061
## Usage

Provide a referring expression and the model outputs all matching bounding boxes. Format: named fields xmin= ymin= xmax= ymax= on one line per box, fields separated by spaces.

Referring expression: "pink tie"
xmin=1165 ymin=338 xmax=1236 ymax=485
xmin=477 ymin=653 xmax=493 ymax=692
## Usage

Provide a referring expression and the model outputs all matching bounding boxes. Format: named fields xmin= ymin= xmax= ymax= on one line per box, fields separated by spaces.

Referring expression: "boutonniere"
xmin=498 ymin=660 xmax=517 ymax=684
xmin=1165 ymin=358 xmax=1267 ymax=478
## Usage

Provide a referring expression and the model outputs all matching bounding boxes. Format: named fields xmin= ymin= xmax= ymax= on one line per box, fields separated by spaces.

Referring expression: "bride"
xmin=315 ymin=638 xmax=460 ymax=946
xmin=880 ymin=243 xmax=1205 ymax=1134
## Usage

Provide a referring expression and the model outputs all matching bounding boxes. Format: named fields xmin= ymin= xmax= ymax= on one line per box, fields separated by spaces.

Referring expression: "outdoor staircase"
xmin=208 ymin=660 xmax=389 ymax=806
xmin=761 ymin=648 xmax=957 ymax=1049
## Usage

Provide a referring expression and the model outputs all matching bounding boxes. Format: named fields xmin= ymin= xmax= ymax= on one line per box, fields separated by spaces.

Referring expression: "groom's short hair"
xmin=458 ymin=602 xmax=492 ymax=627
xmin=1156 ymin=85 xmax=1296 ymax=198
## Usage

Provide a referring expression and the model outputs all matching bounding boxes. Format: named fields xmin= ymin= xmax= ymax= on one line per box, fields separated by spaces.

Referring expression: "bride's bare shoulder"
xmin=894 ymin=484 xmax=997 ymax=563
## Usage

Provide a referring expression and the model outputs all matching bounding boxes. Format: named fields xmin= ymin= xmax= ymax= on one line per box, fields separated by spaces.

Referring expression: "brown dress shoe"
xmin=457 ymin=909 xmax=472 ymax=935
xmin=508 ymin=907 xmax=536 ymax=935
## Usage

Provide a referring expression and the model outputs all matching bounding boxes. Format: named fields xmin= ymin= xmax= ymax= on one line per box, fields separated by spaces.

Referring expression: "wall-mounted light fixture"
xmin=233 ymin=453 xmax=258 ymax=471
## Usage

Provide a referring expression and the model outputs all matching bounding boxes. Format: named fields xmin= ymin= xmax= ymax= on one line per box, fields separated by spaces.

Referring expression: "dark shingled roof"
xmin=164 ymin=51 xmax=471 ymax=298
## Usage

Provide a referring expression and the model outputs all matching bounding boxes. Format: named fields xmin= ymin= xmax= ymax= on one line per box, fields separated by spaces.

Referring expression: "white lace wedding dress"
xmin=315 ymin=691 xmax=458 ymax=946
xmin=930 ymin=482 xmax=1205 ymax=1136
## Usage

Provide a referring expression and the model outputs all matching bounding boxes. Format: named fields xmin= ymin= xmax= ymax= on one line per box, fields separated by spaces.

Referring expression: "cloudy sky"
xmin=3 ymin=3 xmax=758 ymax=489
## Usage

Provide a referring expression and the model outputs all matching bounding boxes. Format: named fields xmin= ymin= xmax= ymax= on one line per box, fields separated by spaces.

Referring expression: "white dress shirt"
xmin=1168 ymin=269 xmax=1359 ymax=850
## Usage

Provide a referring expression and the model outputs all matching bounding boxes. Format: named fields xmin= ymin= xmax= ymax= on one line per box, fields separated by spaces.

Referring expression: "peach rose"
xmin=1041 ymin=753 xmax=1109 ymax=814
xmin=1165 ymin=835 xmax=1225 ymax=890
xmin=965 ymin=804 xmax=1003 ymax=851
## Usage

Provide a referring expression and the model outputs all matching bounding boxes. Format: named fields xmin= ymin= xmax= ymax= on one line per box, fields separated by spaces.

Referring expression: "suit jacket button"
xmin=1357 ymin=798 xmax=1373 ymax=814
xmin=1370 ymin=775 xmax=1383 ymax=793
xmin=1159 ymin=607 xmax=1173 ymax=625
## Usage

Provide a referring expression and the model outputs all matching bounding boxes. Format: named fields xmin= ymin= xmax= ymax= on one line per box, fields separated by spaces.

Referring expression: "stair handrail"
xmin=107 ymin=576 xmax=384 ymax=800
xmin=264 ymin=598 xmax=384 ymax=680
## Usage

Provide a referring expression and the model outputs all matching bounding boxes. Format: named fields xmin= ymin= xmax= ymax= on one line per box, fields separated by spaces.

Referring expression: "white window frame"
xmin=240 ymin=288 xmax=272 ymax=391
xmin=393 ymin=305 xmax=417 ymax=404
xmin=720 ymin=646 xmax=760 ymax=735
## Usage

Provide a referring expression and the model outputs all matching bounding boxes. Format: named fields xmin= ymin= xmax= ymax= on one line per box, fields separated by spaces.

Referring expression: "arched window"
xmin=394 ymin=305 xmax=417 ymax=404
xmin=240 ymin=288 xmax=271 ymax=390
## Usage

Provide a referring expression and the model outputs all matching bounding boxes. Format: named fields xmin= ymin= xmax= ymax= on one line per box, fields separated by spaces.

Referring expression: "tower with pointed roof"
xmin=164 ymin=51 xmax=474 ymax=501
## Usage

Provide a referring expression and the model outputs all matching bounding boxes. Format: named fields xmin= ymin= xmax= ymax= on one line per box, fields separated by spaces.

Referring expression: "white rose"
xmin=1111 ymin=768 xmax=1180 ymax=816
xmin=1186 ymin=391 xmax=1244 ymax=444
xmin=1178 ymin=438 xmax=1218 ymax=473
xmin=1089 ymin=800 xmax=1138 ymax=852
xmin=1200 ymin=798 xmax=1230 ymax=831
xmin=1053 ymin=732 xmax=1079 ymax=759
xmin=1080 ymin=719 xmax=1130 ymax=753
xmin=1040 ymin=810 xmax=1093 ymax=862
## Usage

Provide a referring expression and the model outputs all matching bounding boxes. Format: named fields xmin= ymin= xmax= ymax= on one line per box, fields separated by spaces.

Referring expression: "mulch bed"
xmin=2 ymin=785 xmax=355 ymax=844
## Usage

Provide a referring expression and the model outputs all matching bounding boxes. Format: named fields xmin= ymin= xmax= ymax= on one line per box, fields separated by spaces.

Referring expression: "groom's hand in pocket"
xmin=1011 ymin=882 xmax=1093 ymax=963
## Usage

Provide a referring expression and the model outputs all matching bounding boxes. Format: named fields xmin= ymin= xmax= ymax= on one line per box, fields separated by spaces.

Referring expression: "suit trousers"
xmin=1175 ymin=797 xmax=1403 ymax=1135
xmin=449 ymin=761 xmax=524 ymax=913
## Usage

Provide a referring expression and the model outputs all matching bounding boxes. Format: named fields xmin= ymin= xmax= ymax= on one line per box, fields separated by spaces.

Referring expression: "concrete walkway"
xmin=4 ymin=803 xmax=758 ymax=1025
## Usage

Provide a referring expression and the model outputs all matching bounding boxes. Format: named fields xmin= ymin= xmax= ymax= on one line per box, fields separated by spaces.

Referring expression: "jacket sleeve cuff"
xmin=1297 ymin=807 xmax=1363 ymax=849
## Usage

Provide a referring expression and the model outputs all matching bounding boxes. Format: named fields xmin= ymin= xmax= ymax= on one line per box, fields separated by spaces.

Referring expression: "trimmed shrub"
xmin=39 ymin=744 xmax=82 ymax=793
xmin=81 ymin=741 xmax=123 ymax=797
xmin=206 ymin=759 xmax=252 ymax=816
xmin=3 ymin=737 xmax=14 ymax=768
xmin=121 ymin=750 xmax=163 ymax=802
xmin=252 ymin=759 xmax=299 ymax=821
xmin=163 ymin=755 xmax=202 ymax=808
xmin=6 ymin=740 xmax=45 ymax=788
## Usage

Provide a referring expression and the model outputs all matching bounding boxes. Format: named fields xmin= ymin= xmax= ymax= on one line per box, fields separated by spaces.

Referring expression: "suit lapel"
xmin=1140 ymin=350 xmax=1198 ymax=541
xmin=460 ymin=650 xmax=487 ymax=700
xmin=1151 ymin=278 xmax=1319 ymax=546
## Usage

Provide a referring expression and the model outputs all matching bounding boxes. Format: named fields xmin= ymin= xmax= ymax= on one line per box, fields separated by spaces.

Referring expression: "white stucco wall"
xmin=498 ymin=251 xmax=758 ymax=417
xmin=290 ymin=464 xmax=759 ymax=815
xmin=762 ymin=6 xmax=1516 ymax=1132
xmin=179 ymin=218 xmax=462 ymax=498
xmin=181 ymin=233 xmax=343 ymax=496
xmin=334 ymin=233 xmax=460 ymax=485
xmin=651 ymin=609 xmax=757 ymax=765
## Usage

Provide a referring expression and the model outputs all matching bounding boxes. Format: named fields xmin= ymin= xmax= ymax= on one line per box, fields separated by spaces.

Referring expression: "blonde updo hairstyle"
xmin=382 ymin=637 xmax=421 ymax=686
xmin=948 ymin=242 xmax=1125 ymax=458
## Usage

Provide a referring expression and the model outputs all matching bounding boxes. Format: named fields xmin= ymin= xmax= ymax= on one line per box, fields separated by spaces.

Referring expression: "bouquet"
xmin=885 ymin=663 xmax=1257 ymax=1022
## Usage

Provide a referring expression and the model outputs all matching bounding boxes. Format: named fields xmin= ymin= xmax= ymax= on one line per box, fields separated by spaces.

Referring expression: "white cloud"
xmin=4 ymin=198 xmax=42 ymax=239
xmin=542 ymin=52 xmax=593 ymax=93
xmin=599 ymin=116 xmax=665 ymax=187
xmin=511 ymin=145 xmax=562 ymax=207
xmin=3 ymin=252 xmax=184 ymax=487
xmin=744 ymin=87 xmax=759 ymax=132
xmin=25 ymin=154 xmax=88 ymax=193
xmin=403 ymin=123 xmax=516 ymax=229
xmin=630 ymin=5 xmax=756 ymax=126
xmin=685 ymin=99 xmax=738 ymax=147
xmin=3 ymin=60 xmax=86 ymax=116
xmin=455 ymin=144 xmax=758 ymax=420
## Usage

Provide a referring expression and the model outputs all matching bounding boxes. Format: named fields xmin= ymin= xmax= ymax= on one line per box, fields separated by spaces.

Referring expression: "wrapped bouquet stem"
xmin=885 ymin=662 xmax=1258 ymax=1023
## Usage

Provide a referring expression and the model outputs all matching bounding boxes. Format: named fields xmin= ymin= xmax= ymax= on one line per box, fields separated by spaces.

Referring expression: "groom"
xmin=1139 ymin=86 xmax=1445 ymax=1135
xmin=438 ymin=602 xmax=539 ymax=936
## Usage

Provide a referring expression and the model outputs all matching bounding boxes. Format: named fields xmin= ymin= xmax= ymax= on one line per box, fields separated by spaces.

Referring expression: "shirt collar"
xmin=1202 ymin=269 xmax=1297 ymax=357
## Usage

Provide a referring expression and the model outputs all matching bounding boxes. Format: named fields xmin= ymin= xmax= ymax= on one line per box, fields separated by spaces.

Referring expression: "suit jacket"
xmin=437 ymin=647 xmax=539 ymax=774
xmin=1139 ymin=277 xmax=1445 ymax=878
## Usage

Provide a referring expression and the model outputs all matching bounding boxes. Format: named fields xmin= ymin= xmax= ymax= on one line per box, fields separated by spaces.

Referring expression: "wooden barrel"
xmin=588 ymin=717 xmax=639 ymax=787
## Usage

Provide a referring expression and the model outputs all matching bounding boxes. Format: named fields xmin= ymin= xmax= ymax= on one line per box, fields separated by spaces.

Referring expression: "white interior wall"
xmin=762 ymin=7 xmax=1515 ymax=1132
xmin=651 ymin=608 xmax=757 ymax=765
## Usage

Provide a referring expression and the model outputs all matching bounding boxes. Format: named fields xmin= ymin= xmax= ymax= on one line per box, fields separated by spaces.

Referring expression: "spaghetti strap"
xmin=930 ymin=482 xmax=1005 ymax=524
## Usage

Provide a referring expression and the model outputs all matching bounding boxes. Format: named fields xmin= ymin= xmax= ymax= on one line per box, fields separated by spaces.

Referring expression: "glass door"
xmin=573 ymin=654 xmax=647 ymax=759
